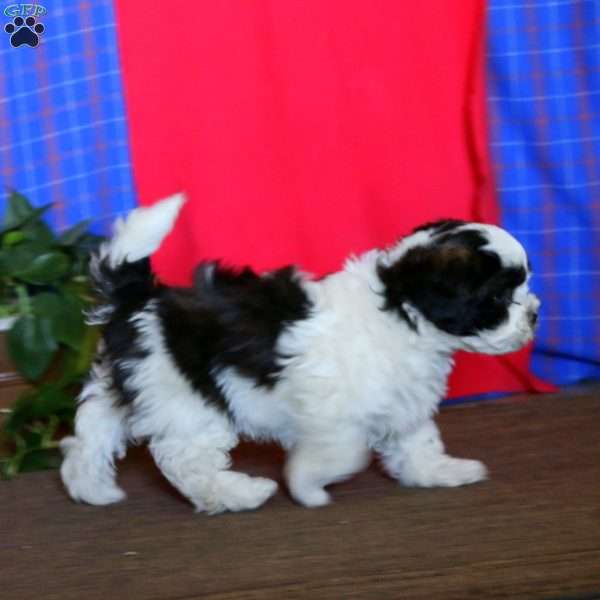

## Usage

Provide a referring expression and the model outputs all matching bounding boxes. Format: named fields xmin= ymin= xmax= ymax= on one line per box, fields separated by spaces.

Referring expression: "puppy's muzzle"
xmin=527 ymin=294 xmax=541 ymax=329
xmin=528 ymin=310 xmax=539 ymax=328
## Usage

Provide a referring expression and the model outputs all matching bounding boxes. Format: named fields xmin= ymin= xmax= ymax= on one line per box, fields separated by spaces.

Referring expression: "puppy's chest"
xmin=361 ymin=352 xmax=451 ymax=438
xmin=370 ymin=377 xmax=441 ymax=429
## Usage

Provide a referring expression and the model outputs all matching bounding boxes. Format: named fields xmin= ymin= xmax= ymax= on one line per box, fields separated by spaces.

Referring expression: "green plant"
xmin=0 ymin=191 xmax=104 ymax=478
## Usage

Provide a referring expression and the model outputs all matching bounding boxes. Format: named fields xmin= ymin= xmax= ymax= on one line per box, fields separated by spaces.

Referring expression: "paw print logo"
xmin=4 ymin=16 xmax=45 ymax=48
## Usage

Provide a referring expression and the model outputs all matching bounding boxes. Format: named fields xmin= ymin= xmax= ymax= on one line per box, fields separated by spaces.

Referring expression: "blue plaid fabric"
xmin=0 ymin=0 xmax=136 ymax=234
xmin=487 ymin=0 xmax=600 ymax=385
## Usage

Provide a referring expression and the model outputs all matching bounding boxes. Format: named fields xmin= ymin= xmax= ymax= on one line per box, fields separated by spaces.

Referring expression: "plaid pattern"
xmin=0 ymin=0 xmax=135 ymax=234
xmin=487 ymin=0 xmax=600 ymax=385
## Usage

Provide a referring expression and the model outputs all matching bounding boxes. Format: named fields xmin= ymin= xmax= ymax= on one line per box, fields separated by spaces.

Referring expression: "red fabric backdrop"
xmin=115 ymin=1 xmax=552 ymax=398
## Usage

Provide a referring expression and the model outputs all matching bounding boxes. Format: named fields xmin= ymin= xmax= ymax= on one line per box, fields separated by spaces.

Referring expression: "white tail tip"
xmin=108 ymin=192 xmax=187 ymax=266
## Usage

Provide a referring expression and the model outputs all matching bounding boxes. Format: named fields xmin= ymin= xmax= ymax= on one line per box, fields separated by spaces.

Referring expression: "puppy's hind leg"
xmin=60 ymin=362 xmax=129 ymax=505
xmin=285 ymin=427 xmax=370 ymax=508
xmin=148 ymin=413 xmax=278 ymax=514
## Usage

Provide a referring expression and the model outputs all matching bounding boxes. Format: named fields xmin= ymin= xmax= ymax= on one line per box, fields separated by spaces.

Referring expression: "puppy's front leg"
xmin=285 ymin=428 xmax=370 ymax=507
xmin=378 ymin=419 xmax=488 ymax=488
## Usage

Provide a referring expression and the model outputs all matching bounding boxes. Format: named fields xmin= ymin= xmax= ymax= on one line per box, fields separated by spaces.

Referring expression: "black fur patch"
xmin=412 ymin=219 xmax=466 ymax=235
xmin=94 ymin=256 xmax=155 ymax=310
xmin=378 ymin=227 xmax=527 ymax=336
xmin=157 ymin=263 xmax=312 ymax=411
xmin=103 ymin=311 xmax=151 ymax=406
xmin=93 ymin=258 xmax=157 ymax=406
xmin=94 ymin=257 xmax=312 ymax=412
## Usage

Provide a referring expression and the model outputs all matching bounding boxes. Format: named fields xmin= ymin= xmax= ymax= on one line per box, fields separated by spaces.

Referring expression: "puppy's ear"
xmin=378 ymin=242 xmax=493 ymax=336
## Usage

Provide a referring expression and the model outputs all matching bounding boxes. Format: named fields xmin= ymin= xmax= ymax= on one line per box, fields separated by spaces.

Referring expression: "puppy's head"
xmin=378 ymin=219 xmax=539 ymax=354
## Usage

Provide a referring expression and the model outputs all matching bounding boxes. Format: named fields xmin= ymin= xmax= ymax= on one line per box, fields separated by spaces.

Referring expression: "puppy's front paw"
xmin=435 ymin=457 xmax=488 ymax=487
xmin=402 ymin=456 xmax=488 ymax=488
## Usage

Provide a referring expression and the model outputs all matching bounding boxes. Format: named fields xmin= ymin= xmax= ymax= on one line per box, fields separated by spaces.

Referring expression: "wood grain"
xmin=1 ymin=390 xmax=599 ymax=599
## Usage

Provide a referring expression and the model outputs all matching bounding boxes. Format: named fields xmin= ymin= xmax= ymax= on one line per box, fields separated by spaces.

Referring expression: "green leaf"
xmin=5 ymin=385 xmax=74 ymax=435
xmin=62 ymin=277 xmax=94 ymax=305
xmin=59 ymin=220 xmax=92 ymax=246
xmin=69 ymin=233 xmax=104 ymax=277
xmin=3 ymin=402 xmax=32 ymax=437
xmin=22 ymin=429 xmax=45 ymax=447
xmin=0 ymin=249 xmax=12 ymax=277
xmin=36 ymin=384 xmax=75 ymax=416
xmin=0 ymin=303 xmax=18 ymax=318
xmin=3 ymin=191 xmax=35 ymax=230
xmin=32 ymin=291 xmax=85 ymax=350
xmin=1 ymin=244 xmax=38 ymax=276
xmin=55 ymin=295 xmax=85 ymax=350
xmin=0 ymin=457 xmax=19 ymax=480
xmin=20 ymin=448 xmax=62 ymax=472
xmin=58 ymin=325 xmax=100 ymax=386
xmin=16 ymin=251 xmax=71 ymax=284
xmin=73 ymin=232 xmax=105 ymax=256
xmin=2 ymin=230 xmax=25 ymax=247
xmin=7 ymin=314 xmax=58 ymax=380
xmin=2 ymin=241 xmax=57 ymax=279
xmin=3 ymin=192 xmax=52 ymax=232
xmin=31 ymin=291 xmax=62 ymax=317
xmin=21 ymin=214 xmax=56 ymax=246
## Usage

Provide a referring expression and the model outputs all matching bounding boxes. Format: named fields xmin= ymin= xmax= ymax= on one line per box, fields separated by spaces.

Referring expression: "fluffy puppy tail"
xmin=86 ymin=193 xmax=186 ymax=324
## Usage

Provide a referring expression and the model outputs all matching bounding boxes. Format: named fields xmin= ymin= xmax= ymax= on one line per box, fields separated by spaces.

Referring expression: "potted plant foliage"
xmin=0 ymin=191 xmax=103 ymax=478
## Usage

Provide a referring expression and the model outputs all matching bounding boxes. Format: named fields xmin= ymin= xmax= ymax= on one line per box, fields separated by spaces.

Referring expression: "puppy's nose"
xmin=528 ymin=294 xmax=540 ymax=328
xmin=528 ymin=310 xmax=539 ymax=327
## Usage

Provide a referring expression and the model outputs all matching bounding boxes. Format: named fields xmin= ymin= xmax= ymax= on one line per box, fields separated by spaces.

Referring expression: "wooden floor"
xmin=2 ymin=389 xmax=599 ymax=600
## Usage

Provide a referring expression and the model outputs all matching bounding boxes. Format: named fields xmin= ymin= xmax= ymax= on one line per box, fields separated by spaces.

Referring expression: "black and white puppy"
xmin=61 ymin=194 xmax=539 ymax=513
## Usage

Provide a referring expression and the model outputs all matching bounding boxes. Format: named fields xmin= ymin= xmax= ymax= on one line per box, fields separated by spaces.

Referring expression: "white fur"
xmin=61 ymin=199 xmax=538 ymax=513
xmin=383 ymin=229 xmax=435 ymax=265
xmin=60 ymin=359 xmax=128 ymax=505
xmin=108 ymin=193 xmax=186 ymax=267
xmin=479 ymin=223 xmax=529 ymax=268
xmin=376 ymin=420 xmax=488 ymax=487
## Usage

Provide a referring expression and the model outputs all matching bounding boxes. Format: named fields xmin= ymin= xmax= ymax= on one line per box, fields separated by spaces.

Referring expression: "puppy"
xmin=61 ymin=194 xmax=539 ymax=513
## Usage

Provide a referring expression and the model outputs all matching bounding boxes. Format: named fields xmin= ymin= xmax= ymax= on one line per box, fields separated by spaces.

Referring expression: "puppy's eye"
xmin=493 ymin=292 xmax=511 ymax=303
